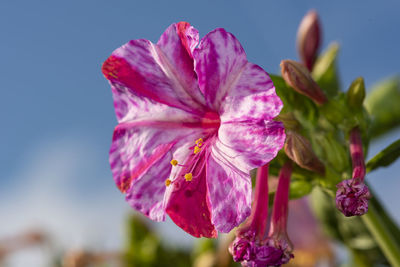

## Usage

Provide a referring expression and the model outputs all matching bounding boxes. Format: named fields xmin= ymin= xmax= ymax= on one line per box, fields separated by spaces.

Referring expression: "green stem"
xmin=362 ymin=202 xmax=400 ymax=267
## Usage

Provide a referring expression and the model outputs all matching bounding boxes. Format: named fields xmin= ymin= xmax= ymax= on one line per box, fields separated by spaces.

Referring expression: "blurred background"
xmin=0 ymin=0 xmax=399 ymax=266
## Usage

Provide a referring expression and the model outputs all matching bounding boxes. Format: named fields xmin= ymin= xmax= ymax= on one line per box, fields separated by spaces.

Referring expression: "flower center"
xmin=201 ymin=111 xmax=221 ymax=129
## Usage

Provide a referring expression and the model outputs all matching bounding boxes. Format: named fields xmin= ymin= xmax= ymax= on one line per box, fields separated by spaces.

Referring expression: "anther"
xmin=170 ymin=159 xmax=178 ymax=166
xmin=165 ymin=179 xmax=172 ymax=186
xmin=195 ymin=138 xmax=203 ymax=145
xmin=194 ymin=146 xmax=201 ymax=154
xmin=184 ymin=173 xmax=193 ymax=182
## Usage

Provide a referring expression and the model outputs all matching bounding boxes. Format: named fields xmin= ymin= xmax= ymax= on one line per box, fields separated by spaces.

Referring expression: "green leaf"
xmin=365 ymin=76 xmax=400 ymax=138
xmin=312 ymin=43 xmax=340 ymax=98
xmin=366 ymin=139 xmax=400 ymax=173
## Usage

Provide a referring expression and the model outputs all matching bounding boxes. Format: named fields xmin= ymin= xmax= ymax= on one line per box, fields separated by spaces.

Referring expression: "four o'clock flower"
xmin=229 ymin=162 xmax=294 ymax=267
xmin=102 ymin=22 xmax=285 ymax=238
xmin=336 ymin=127 xmax=371 ymax=216
xmin=263 ymin=161 xmax=294 ymax=266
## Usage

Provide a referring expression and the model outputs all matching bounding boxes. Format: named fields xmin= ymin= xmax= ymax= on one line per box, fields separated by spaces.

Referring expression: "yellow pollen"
xmin=194 ymin=146 xmax=201 ymax=154
xmin=165 ymin=179 xmax=172 ymax=186
xmin=195 ymin=138 xmax=203 ymax=144
xmin=184 ymin=173 xmax=193 ymax=181
xmin=170 ymin=159 xmax=178 ymax=166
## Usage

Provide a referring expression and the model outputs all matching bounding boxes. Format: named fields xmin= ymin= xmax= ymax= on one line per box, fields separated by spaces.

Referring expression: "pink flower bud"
xmin=297 ymin=10 xmax=321 ymax=71
xmin=336 ymin=178 xmax=371 ymax=216
xmin=336 ymin=127 xmax=371 ymax=216
xmin=281 ymin=60 xmax=327 ymax=105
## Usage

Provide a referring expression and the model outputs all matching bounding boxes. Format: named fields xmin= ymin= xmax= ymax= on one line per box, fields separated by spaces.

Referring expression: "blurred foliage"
xmin=123 ymin=215 xmax=192 ymax=267
xmin=365 ymin=77 xmax=400 ymax=138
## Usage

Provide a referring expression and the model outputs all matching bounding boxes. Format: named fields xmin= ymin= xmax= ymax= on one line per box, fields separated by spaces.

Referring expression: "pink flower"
xmin=336 ymin=127 xmax=371 ymax=217
xmin=102 ymin=22 xmax=285 ymax=238
xmin=230 ymin=162 xmax=294 ymax=266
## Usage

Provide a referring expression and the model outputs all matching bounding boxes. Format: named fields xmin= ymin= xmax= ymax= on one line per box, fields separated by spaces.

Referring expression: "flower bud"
xmin=336 ymin=179 xmax=370 ymax=216
xmin=347 ymin=77 xmax=366 ymax=109
xmin=297 ymin=10 xmax=321 ymax=71
xmin=336 ymin=127 xmax=370 ymax=217
xmin=284 ymin=131 xmax=325 ymax=175
xmin=229 ymin=237 xmax=254 ymax=262
xmin=281 ymin=59 xmax=327 ymax=105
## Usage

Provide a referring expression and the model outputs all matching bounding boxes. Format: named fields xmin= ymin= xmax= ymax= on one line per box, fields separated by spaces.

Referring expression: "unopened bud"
xmin=297 ymin=10 xmax=321 ymax=71
xmin=347 ymin=77 xmax=366 ymax=109
xmin=336 ymin=179 xmax=370 ymax=216
xmin=281 ymin=60 xmax=327 ymax=105
xmin=284 ymin=131 xmax=325 ymax=175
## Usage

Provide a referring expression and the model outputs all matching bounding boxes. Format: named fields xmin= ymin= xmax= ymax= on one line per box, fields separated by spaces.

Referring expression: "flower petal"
xmin=125 ymin=152 xmax=171 ymax=221
xmin=110 ymin=120 xmax=204 ymax=220
xmin=157 ymin=22 xmax=206 ymax=107
xmin=216 ymin=120 xmax=286 ymax=172
xmin=219 ymin=63 xmax=283 ymax=122
xmin=206 ymin=152 xmax=252 ymax=233
xmin=193 ymin=28 xmax=248 ymax=110
xmin=110 ymin=82 xmax=196 ymax=123
xmin=102 ymin=23 xmax=205 ymax=117
xmin=166 ymin=150 xmax=217 ymax=238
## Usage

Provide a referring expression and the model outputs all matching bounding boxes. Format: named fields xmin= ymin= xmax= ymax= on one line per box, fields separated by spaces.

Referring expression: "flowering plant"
xmin=102 ymin=11 xmax=400 ymax=267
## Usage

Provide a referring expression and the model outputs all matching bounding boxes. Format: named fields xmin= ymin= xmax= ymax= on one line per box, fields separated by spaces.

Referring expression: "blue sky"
xmin=1 ymin=1 xmax=399 ymax=265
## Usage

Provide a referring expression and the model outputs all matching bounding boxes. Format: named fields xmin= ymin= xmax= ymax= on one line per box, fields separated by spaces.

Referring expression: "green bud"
xmin=347 ymin=77 xmax=366 ymax=109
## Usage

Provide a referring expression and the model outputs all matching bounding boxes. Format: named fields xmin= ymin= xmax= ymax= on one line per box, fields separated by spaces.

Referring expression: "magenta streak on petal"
xmin=116 ymin=141 xmax=173 ymax=193
xmin=102 ymin=40 xmax=205 ymax=115
xmin=349 ymin=127 xmax=366 ymax=181
xmin=114 ymin=118 xmax=218 ymax=131
xmin=111 ymin=124 xmax=177 ymax=193
xmin=249 ymin=164 xmax=270 ymax=239
xmin=166 ymin=148 xmax=217 ymax=238
xmin=269 ymin=161 xmax=292 ymax=237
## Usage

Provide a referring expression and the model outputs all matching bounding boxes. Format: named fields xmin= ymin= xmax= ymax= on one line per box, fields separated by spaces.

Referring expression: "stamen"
xmin=184 ymin=173 xmax=193 ymax=182
xmin=170 ymin=159 xmax=178 ymax=166
xmin=195 ymin=138 xmax=203 ymax=145
xmin=194 ymin=146 xmax=201 ymax=154
xmin=165 ymin=179 xmax=172 ymax=186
